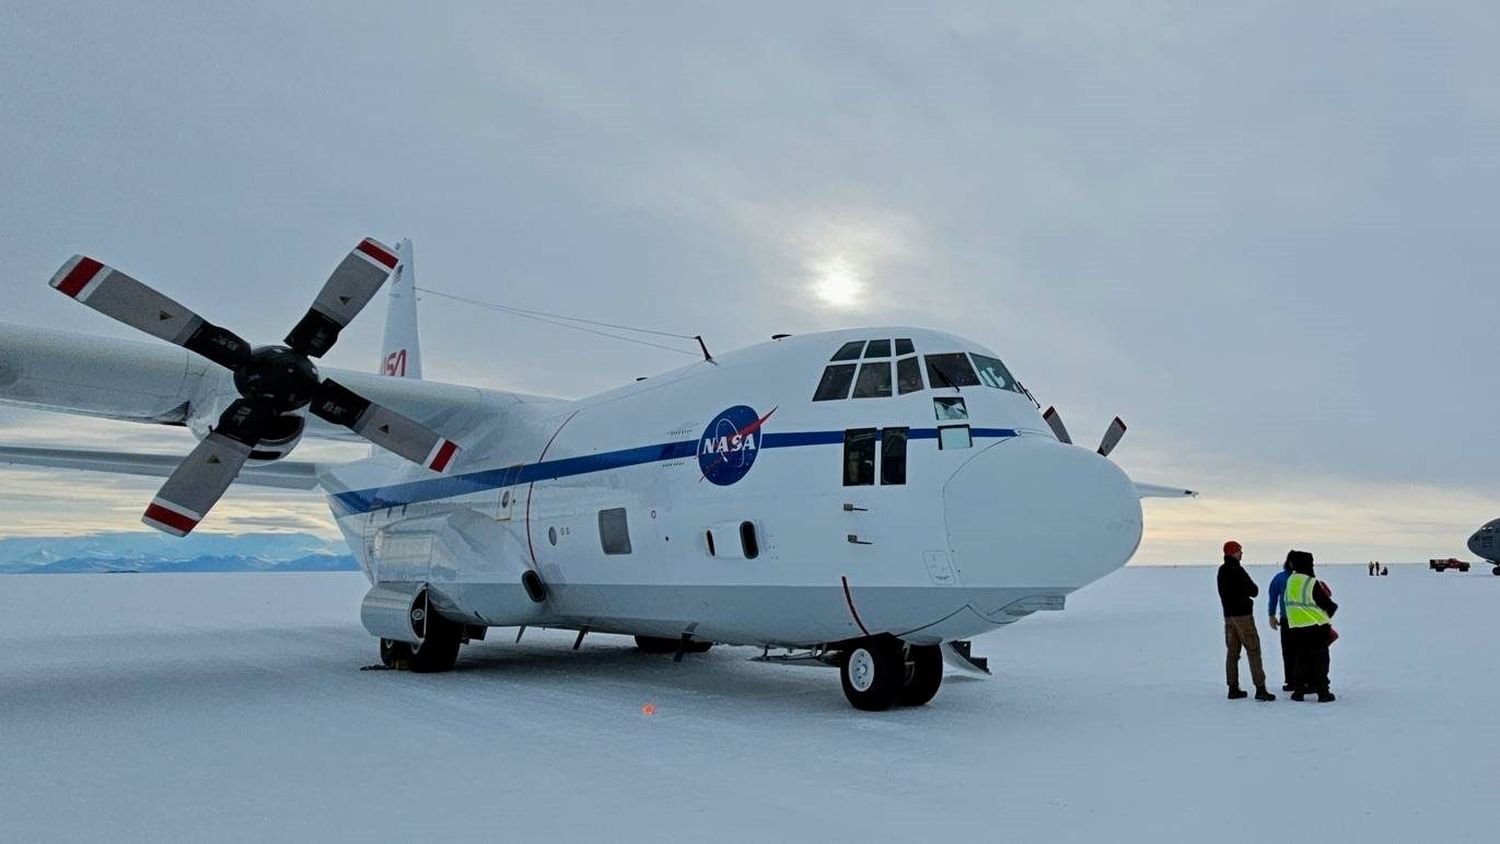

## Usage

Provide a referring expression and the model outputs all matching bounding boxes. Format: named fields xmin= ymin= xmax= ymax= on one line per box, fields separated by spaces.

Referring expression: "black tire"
xmin=898 ymin=645 xmax=944 ymax=707
xmin=634 ymin=635 xmax=712 ymax=654
xmin=407 ymin=609 xmax=463 ymax=673
xmin=380 ymin=638 xmax=414 ymax=668
xmin=840 ymin=636 xmax=905 ymax=711
xmin=1492 ymin=566 xmax=1500 ymax=577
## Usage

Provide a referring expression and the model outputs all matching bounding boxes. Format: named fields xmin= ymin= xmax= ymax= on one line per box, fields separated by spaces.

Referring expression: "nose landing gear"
xmin=838 ymin=636 xmax=944 ymax=711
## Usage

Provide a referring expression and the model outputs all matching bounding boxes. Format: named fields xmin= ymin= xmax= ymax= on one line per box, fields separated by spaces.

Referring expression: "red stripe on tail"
xmin=56 ymin=257 xmax=104 ymax=298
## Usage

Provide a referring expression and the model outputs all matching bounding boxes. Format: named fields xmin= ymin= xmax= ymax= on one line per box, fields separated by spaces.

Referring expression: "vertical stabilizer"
xmin=378 ymin=238 xmax=423 ymax=379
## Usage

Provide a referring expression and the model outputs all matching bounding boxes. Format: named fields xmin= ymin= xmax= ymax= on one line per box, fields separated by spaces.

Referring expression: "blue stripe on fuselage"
xmin=330 ymin=427 xmax=1018 ymax=515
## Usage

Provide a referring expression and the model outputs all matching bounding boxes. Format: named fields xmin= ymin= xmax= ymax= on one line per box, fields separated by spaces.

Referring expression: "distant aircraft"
xmin=1468 ymin=519 xmax=1500 ymax=575
xmin=0 ymin=238 xmax=1195 ymax=710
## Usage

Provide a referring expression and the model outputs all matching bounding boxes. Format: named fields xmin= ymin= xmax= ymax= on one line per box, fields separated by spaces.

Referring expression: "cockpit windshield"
xmin=971 ymin=354 xmax=1025 ymax=395
xmin=812 ymin=338 xmax=1028 ymax=401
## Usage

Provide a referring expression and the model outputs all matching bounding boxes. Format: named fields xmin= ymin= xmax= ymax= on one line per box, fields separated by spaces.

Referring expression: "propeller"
xmin=49 ymin=238 xmax=461 ymax=536
xmin=1042 ymin=406 xmax=1127 ymax=458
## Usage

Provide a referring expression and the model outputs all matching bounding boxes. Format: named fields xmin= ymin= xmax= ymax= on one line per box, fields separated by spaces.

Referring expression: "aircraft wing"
xmin=0 ymin=445 xmax=322 ymax=489
xmin=1134 ymin=482 xmax=1199 ymax=499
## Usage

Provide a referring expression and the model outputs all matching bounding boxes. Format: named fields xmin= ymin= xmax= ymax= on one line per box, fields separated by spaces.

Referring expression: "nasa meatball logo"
xmin=698 ymin=405 xmax=777 ymax=486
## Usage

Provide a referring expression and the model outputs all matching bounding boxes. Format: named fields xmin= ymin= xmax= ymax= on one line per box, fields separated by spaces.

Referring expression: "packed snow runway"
xmin=1 ymin=567 xmax=1495 ymax=842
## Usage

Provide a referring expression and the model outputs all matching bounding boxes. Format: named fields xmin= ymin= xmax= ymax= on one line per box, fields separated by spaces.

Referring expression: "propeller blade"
xmin=309 ymin=379 xmax=460 ymax=472
xmin=1097 ymin=416 xmax=1127 ymax=457
xmin=141 ymin=399 xmax=272 ymax=535
xmin=284 ymin=238 xmax=400 ymax=358
xmin=49 ymin=256 xmax=251 ymax=369
xmin=1042 ymin=406 xmax=1072 ymax=444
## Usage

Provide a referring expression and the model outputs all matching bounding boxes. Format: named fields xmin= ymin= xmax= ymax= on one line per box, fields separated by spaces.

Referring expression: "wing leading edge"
xmin=0 ymin=446 xmax=320 ymax=490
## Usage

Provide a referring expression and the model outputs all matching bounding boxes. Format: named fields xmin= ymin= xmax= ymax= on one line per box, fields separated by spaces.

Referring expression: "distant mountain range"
xmin=0 ymin=532 xmax=359 ymax=574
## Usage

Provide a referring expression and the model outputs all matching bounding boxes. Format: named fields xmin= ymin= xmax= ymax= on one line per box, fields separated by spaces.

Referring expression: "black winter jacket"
xmin=1217 ymin=556 xmax=1259 ymax=617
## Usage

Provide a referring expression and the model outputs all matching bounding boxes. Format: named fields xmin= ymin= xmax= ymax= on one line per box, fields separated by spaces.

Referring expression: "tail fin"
xmin=378 ymin=238 xmax=423 ymax=379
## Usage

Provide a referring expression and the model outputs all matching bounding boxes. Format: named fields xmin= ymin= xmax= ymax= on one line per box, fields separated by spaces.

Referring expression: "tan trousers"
xmin=1225 ymin=615 xmax=1267 ymax=690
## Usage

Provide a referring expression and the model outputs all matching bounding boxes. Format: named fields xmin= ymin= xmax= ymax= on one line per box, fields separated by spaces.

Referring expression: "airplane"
xmin=1468 ymin=519 xmax=1500 ymax=575
xmin=0 ymin=237 xmax=1196 ymax=710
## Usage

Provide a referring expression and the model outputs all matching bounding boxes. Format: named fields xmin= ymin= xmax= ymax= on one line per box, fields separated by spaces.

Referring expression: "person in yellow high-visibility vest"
xmin=1284 ymin=550 xmax=1339 ymax=702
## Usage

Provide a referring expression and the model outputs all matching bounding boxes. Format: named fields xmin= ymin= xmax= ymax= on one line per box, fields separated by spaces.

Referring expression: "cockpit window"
xmin=971 ymin=354 xmax=1024 ymax=395
xmin=830 ymin=341 xmax=865 ymax=361
xmin=896 ymin=356 xmax=923 ymax=394
xmin=894 ymin=338 xmax=914 ymax=356
xmin=813 ymin=364 xmax=857 ymax=401
xmin=925 ymin=354 xmax=980 ymax=389
xmin=864 ymin=339 xmax=891 ymax=358
xmin=852 ymin=361 xmax=893 ymax=398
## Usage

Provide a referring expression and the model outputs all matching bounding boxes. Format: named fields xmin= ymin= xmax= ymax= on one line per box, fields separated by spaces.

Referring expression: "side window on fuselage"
xmin=599 ymin=508 xmax=633 ymax=555
xmin=843 ymin=429 xmax=876 ymax=486
xmin=881 ymin=428 xmax=908 ymax=485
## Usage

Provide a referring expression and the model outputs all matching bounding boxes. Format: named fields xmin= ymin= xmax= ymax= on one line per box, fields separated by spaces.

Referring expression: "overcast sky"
xmin=2 ymin=2 xmax=1495 ymax=563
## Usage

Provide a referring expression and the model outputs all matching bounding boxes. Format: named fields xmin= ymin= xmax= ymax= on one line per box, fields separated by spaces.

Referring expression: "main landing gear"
xmin=839 ymin=635 xmax=943 ymax=711
xmin=380 ymin=607 xmax=463 ymax=673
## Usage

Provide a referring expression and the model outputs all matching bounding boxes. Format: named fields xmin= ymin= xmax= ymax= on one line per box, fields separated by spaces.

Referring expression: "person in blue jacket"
xmin=1266 ymin=556 xmax=1294 ymax=692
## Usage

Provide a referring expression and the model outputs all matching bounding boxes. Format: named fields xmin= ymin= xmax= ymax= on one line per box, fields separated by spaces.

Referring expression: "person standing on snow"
xmin=1266 ymin=556 xmax=1295 ymax=692
xmin=1218 ymin=541 xmax=1276 ymax=701
xmin=1285 ymin=550 xmax=1339 ymax=702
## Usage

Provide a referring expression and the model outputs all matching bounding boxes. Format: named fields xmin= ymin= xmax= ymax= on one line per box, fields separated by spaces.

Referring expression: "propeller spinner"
xmin=49 ymin=238 xmax=461 ymax=536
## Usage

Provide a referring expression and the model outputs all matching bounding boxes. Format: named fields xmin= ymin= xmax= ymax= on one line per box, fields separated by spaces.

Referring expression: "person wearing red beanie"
xmin=1218 ymin=541 xmax=1275 ymax=701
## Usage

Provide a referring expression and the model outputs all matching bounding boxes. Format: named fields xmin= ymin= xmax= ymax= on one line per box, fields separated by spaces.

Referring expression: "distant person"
xmin=1368 ymin=561 xmax=1375 ymax=576
xmin=1218 ymin=541 xmax=1275 ymax=701
xmin=1285 ymin=550 xmax=1338 ymax=702
xmin=1266 ymin=556 xmax=1295 ymax=692
xmin=1381 ymin=565 xmax=1388 ymax=576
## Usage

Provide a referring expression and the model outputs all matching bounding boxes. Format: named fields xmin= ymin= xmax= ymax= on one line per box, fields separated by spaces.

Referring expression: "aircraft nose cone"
xmin=943 ymin=436 xmax=1142 ymax=589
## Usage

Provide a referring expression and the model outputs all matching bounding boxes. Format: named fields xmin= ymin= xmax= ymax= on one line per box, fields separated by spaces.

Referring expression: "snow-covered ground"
xmin=1 ymin=566 xmax=1494 ymax=842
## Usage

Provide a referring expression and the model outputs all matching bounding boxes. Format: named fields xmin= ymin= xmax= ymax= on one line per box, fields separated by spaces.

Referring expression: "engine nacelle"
xmin=186 ymin=390 xmax=306 ymax=463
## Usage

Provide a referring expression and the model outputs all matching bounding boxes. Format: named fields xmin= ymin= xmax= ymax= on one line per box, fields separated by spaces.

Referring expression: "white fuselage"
xmin=320 ymin=327 xmax=1144 ymax=648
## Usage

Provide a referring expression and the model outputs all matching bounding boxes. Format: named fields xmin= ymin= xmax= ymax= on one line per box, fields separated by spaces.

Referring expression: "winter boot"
xmin=1317 ymin=691 xmax=1336 ymax=703
xmin=1291 ymin=691 xmax=1306 ymax=701
xmin=1254 ymin=687 xmax=1276 ymax=702
xmin=1227 ymin=687 xmax=1248 ymax=700
xmin=1282 ymin=683 xmax=1295 ymax=692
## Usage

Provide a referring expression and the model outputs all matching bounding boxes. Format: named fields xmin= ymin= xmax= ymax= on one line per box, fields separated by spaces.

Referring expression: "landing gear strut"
xmin=839 ymin=636 xmax=944 ymax=711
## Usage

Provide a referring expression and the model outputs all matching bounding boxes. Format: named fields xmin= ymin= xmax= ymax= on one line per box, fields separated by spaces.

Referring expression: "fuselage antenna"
xmin=695 ymin=335 xmax=715 ymax=363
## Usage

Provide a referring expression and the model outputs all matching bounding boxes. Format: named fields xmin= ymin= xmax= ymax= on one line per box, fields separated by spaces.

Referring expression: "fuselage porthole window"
xmin=831 ymin=341 xmax=866 ymax=361
xmin=843 ymin=428 xmax=877 ymax=486
xmin=934 ymin=396 xmax=968 ymax=421
xmin=881 ymin=427 xmax=909 ymax=485
xmin=813 ymin=364 xmax=858 ymax=401
xmin=864 ymin=339 xmax=891 ymax=358
xmin=851 ymin=361 xmax=893 ymax=398
xmin=896 ymin=356 xmax=923 ymax=395
xmin=938 ymin=425 xmax=972 ymax=450
xmin=740 ymin=521 xmax=760 ymax=560
xmin=599 ymin=508 xmax=633 ymax=555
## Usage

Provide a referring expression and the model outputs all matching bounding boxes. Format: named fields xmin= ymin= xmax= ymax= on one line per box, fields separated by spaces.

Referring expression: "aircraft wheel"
xmin=380 ymin=638 xmax=414 ymax=668
xmin=407 ymin=610 xmax=463 ymax=673
xmin=898 ymin=644 xmax=944 ymax=707
xmin=1493 ymin=566 xmax=1500 ymax=576
xmin=840 ymin=636 xmax=905 ymax=711
xmin=634 ymin=635 xmax=711 ymax=654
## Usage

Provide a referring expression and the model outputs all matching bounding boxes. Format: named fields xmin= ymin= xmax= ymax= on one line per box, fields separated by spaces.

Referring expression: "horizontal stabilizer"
xmin=1133 ymin=482 xmax=1198 ymax=499
xmin=0 ymin=446 xmax=321 ymax=490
